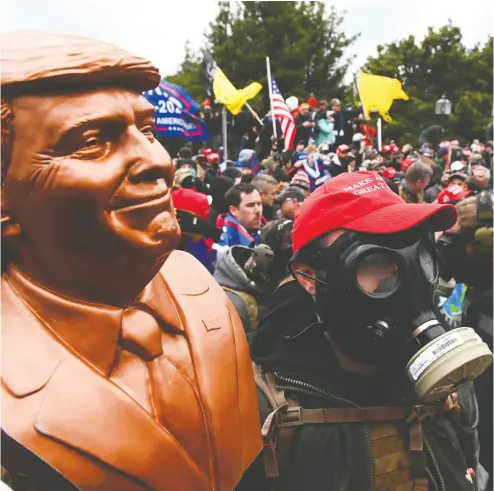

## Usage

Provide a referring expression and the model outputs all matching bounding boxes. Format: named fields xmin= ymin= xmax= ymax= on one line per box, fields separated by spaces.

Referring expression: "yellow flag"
xmin=358 ymin=72 xmax=409 ymax=122
xmin=213 ymin=67 xmax=262 ymax=115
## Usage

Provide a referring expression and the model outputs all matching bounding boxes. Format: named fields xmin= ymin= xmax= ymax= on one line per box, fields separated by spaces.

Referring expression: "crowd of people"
xmin=172 ymin=121 xmax=493 ymax=279
xmin=171 ymin=108 xmax=494 ymax=490
xmin=2 ymin=29 xmax=493 ymax=491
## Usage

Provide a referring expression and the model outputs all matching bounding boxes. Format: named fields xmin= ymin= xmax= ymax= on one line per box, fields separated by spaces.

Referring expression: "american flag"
xmin=271 ymin=78 xmax=296 ymax=150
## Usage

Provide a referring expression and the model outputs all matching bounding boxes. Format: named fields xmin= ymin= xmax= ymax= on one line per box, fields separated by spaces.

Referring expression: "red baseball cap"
xmin=336 ymin=144 xmax=349 ymax=154
xmin=172 ymin=188 xmax=210 ymax=221
xmin=437 ymin=184 xmax=471 ymax=205
xmin=382 ymin=167 xmax=397 ymax=180
xmin=292 ymin=171 xmax=457 ymax=252
xmin=207 ymin=152 xmax=220 ymax=163
xmin=401 ymin=159 xmax=413 ymax=173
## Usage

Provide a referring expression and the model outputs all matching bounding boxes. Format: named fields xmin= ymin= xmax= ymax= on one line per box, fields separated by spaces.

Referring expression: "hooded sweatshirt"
xmin=214 ymin=246 xmax=270 ymax=334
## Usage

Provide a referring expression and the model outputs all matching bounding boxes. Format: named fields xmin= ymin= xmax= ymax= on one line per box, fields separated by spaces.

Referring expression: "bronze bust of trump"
xmin=0 ymin=31 xmax=261 ymax=491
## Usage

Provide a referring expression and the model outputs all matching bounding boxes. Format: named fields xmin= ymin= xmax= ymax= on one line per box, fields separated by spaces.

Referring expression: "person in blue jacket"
xmin=218 ymin=183 xmax=263 ymax=248
xmin=315 ymin=109 xmax=336 ymax=147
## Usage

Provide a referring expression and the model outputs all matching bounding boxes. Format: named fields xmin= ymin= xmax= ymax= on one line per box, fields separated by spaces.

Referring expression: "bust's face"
xmin=4 ymin=88 xmax=180 ymax=270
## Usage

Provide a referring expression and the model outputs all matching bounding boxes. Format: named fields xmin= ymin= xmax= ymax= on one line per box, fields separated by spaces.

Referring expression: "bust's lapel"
xmin=1 ymin=277 xmax=63 ymax=397
xmin=1 ymin=276 xmax=209 ymax=491
xmin=162 ymin=251 xmax=261 ymax=491
xmin=34 ymin=355 xmax=209 ymax=491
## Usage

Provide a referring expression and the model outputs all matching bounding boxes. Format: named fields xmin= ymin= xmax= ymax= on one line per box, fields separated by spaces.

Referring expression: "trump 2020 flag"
xmin=144 ymin=79 xmax=208 ymax=141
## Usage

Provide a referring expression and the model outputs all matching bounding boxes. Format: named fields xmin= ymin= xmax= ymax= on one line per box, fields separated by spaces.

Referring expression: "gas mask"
xmin=295 ymin=230 xmax=492 ymax=402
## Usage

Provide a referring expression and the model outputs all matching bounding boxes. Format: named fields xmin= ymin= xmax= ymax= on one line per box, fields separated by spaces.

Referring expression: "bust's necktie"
xmin=120 ymin=307 xmax=163 ymax=361
xmin=110 ymin=306 xmax=164 ymax=413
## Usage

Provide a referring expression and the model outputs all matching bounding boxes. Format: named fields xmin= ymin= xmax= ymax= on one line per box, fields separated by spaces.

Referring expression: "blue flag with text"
xmin=144 ymin=79 xmax=208 ymax=141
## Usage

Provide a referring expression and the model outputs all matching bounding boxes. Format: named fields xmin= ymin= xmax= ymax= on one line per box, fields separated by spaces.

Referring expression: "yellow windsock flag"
xmin=213 ymin=67 xmax=262 ymax=115
xmin=358 ymin=71 xmax=409 ymax=122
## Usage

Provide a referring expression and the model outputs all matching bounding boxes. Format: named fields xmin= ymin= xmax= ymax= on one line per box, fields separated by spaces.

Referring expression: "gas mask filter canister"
xmin=298 ymin=230 xmax=493 ymax=402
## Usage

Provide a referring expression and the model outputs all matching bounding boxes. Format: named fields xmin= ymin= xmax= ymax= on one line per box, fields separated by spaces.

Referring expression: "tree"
xmin=363 ymin=23 xmax=493 ymax=145
xmin=166 ymin=1 xmax=357 ymax=112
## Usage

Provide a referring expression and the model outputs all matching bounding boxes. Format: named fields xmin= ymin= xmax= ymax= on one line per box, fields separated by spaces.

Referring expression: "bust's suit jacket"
xmin=1 ymin=251 xmax=261 ymax=491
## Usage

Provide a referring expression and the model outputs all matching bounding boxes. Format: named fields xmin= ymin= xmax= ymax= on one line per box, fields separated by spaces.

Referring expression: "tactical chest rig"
xmin=1 ymin=251 xmax=261 ymax=491
xmin=253 ymin=364 xmax=460 ymax=491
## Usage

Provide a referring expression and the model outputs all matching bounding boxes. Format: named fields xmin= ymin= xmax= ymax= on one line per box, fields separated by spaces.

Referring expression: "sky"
xmin=1 ymin=0 xmax=493 ymax=83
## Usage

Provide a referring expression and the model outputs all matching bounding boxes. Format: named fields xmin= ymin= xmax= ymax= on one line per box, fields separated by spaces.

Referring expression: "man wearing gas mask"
xmin=241 ymin=171 xmax=492 ymax=491
xmin=437 ymin=190 xmax=494 ymax=486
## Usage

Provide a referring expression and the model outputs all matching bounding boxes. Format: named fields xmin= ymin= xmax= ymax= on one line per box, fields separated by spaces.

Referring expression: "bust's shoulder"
xmin=158 ymin=250 xmax=223 ymax=296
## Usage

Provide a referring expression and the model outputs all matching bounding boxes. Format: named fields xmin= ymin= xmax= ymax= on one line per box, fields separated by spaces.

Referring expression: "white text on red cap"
xmin=344 ymin=174 xmax=387 ymax=196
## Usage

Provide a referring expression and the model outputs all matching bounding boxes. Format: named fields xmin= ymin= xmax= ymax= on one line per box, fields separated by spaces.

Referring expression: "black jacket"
xmin=294 ymin=113 xmax=313 ymax=147
xmin=383 ymin=176 xmax=399 ymax=195
xmin=256 ymin=116 xmax=283 ymax=160
xmin=332 ymin=109 xmax=356 ymax=146
xmin=238 ymin=282 xmax=488 ymax=491
xmin=425 ymin=184 xmax=443 ymax=203
xmin=1 ymin=431 xmax=81 ymax=491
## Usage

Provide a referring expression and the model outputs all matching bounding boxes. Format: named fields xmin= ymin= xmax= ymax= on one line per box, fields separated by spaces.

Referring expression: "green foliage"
xmin=166 ymin=1 xmax=357 ymax=111
xmin=364 ymin=23 xmax=493 ymax=145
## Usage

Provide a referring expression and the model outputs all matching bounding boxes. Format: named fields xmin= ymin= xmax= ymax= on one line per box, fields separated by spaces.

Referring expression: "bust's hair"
xmin=1 ymin=30 xmax=161 ymax=181
xmin=1 ymin=31 xmax=160 ymax=95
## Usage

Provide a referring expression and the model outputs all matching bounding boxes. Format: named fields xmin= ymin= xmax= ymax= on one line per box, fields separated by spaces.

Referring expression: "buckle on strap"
xmin=278 ymin=406 xmax=303 ymax=427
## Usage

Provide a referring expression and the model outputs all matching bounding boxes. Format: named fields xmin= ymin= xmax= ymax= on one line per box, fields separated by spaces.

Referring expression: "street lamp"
xmin=435 ymin=95 xmax=452 ymax=116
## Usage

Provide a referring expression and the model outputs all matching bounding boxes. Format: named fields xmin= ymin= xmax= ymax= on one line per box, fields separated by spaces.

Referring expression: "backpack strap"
xmin=252 ymin=364 xmax=299 ymax=478
xmin=222 ymin=287 xmax=259 ymax=331
xmin=253 ymin=363 xmax=459 ymax=490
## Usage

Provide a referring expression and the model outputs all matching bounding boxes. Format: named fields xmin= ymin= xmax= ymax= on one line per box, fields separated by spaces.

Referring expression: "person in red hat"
xmin=437 ymin=184 xmax=471 ymax=205
xmin=381 ymin=144 xmax=392 ymax=156
xmin=328 ymin=144 xmax=351 ymax=177
xmin=400 ymin=158 xmax=414 ymax=173
xmin=306 ymin=94 xmax=318 ymax=109
xmin=172 ymin=186 xmax=221 ymax=274
xmin=240 ymin=171 xmax=491 ymax=491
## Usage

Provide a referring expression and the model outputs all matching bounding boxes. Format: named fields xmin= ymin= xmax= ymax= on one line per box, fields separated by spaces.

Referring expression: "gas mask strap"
xmin=293 ymin=269 xmax=328 ymax=286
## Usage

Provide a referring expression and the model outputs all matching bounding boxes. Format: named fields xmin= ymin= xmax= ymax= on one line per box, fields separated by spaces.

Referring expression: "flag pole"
xmin=221 ymin=106 xmax=228 ymax=163
xmin=245 ymin=102 xmax=264 ymax=126
xmin=266 ymin=56 xmax=277 ymax=139
xmin=376 ymin=117 xmax=382 ymax=151
xmin=354 ymin=71 xmax=366 ymax=117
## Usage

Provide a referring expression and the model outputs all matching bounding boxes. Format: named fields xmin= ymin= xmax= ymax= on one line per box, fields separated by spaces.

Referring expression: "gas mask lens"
xmin=356 ymin=253 xmax=399 ymax=295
